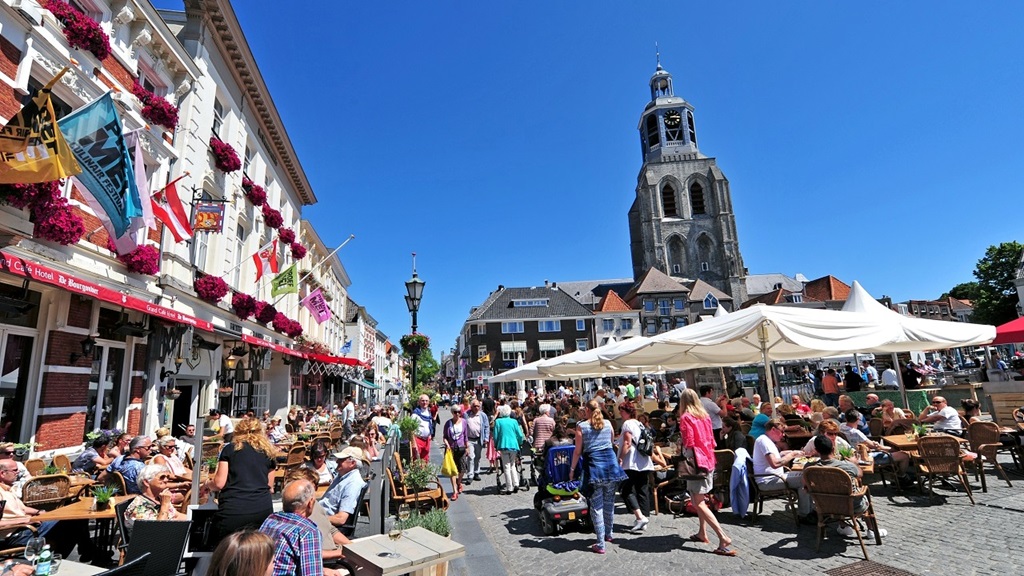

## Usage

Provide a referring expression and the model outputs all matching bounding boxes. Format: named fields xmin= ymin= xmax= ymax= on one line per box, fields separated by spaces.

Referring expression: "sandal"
xmin=712 ymin=546 xmax=738 ymax=557
xmin=451 ymin=493 xmax=458 ymax=501
xmin=687 ymin=534 xmax=710 ymax=544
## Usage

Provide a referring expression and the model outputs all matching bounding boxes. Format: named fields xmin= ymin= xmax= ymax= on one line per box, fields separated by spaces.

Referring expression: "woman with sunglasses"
xmin=301 ymin=441 xmax=337 ymax=486
xmin=123 ymin=463 xmax=187 ymax=537
xmin=152 ymin=436 xmax=192 ymax=483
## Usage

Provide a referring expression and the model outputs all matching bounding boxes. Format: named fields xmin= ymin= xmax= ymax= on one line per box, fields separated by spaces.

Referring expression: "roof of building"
xmin=596 ymin=290 xmax=633 ymax=312
xmin=803 ymin=275 xmax=851 ymax=302
xmin=624 ymin=267 xmax=687 ymax=302
xmin=468 ymin=286 xmax=594 ymax=321
xmin=745 ymin=273 xmax=806 ymax=297
xmin=949 ymin=297 xmax=973 ymax=310
xmin=558 ymin=279 xmax=635 ymax=305
xmin=686 ymin=279 xmax=733 ymax=302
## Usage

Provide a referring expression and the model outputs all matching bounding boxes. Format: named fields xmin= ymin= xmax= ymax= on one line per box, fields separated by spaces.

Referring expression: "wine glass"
xmin=24 ymin=536 xmax=45 ymax=562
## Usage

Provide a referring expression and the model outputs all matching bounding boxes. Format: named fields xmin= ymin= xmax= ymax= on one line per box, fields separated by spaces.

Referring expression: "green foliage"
xmin=965 ymin=241 xmax=1022 ymax=325
xmin=837 ymin=445 xmax=854 ymax=460
xmin=397 ymin=417 xmax=421 ymax=442
xmin=943 ymin=282 xmax=981 ymax=302
xmin=402 ymin=458 xmax=440 ymax=492
xmin=415 ymin=348 xmax=440 ymax=385
xmin=204 ymin=456 xmax=219 ymax=472
xmin=43 ymin=464 xmax=61 ymax=475
xmin=396 ymin=508 xmax=451 ymax=537
xmin=92 ymin=485 xmax=117 ymax=503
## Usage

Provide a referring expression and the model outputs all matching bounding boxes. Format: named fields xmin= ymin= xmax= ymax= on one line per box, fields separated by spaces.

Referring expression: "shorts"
xmin=872 ymin=452 xmax=892 ymax=465
xmin=686 ymin=469 xmax=714 ymax=495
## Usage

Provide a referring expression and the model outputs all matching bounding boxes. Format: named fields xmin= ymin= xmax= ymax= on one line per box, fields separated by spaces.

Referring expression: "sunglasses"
xmin=156 ymin=474 xmax=172 ymax=481
xmin=931 ymin=401 xmax=944 ymax=405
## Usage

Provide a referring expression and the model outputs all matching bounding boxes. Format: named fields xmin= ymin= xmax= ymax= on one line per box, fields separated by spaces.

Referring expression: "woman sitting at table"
xmin=800 ymin=420 xmax=851 ymax=456
xmin=360 ymin=423 xmax=382 ymax=460
xmin=152 ymin=436 xmax=192 ymax=483
xmin=201 ymin=418 xmax=276 ymax=546
xmin=71 ymin=437 xmax=114 ymax=478
xmin=720 ymin=417 xmax=747 ymax=452
xmin=123 ymin=463 xmax=187 ymax=537
xmin=839 ymin=409 xmax=913 ymax=483
xmin=300 ymin=441 xmax=336 ymax=486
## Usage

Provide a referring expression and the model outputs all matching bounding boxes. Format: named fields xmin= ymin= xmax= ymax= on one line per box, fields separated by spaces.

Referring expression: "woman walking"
xmin=678 ymin=389 xmax=736 ymax=556
xmin=442 ymin=405 xmax=469 ymax=500
xmin=617 ymin=402 xmax=652 ymax=533
xmin=493 ymin=404 xmax=525 ymax=494
xmin=570 ymin=399 xmax=626 ymax=554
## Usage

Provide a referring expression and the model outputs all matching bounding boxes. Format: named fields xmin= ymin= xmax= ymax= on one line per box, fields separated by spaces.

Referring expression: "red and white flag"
xmin=151 ymin=175 xmax=192 ymax=243
xmin=252 ymin=239 xmax=279 ymax=282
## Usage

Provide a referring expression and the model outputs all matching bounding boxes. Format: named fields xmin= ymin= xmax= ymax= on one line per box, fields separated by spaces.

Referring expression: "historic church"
xmin=627 ymin=62 xmax=748 ymax=305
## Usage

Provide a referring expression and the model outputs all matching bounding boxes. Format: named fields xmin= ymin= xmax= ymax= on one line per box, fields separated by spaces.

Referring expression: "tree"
xmin=415 ymin=347 xmax=440 ymax=386
xmin=941 ymin=282 xmax=980 ymax=302
xmin=967 ymin=241 xmax=1022 ymax=325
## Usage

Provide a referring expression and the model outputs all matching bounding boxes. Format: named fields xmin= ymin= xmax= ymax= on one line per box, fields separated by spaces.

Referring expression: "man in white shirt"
xmin=880 ymin=365 xmax=899 ymax=390
xmin=752 ymin=419 xmax=812 ymax=520
xmin=341 ymin=395 xmax=356 ymax=438
xmin=919 ymin=396 xmax=962 ymax=431
xmin=861 ymin=360 xmax=879 ymax=389
xmin=204 ymin=409 xmax=234 ymax=442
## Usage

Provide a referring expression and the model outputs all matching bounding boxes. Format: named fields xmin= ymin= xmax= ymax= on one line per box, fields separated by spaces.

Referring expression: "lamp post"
xmin=404 ymin=253 xmax=426 ymax=391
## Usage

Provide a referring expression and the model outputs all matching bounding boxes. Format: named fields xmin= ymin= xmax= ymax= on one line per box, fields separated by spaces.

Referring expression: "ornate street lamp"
xmin=404 ymin=253 xmax=426 ymax=389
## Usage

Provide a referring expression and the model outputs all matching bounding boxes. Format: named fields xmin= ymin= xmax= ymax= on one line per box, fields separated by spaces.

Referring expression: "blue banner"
xmin=59 ymin=93 xmax=139 ymax=237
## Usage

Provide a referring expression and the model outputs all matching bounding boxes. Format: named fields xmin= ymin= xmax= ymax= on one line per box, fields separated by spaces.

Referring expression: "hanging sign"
xmin=193 ymin=201 xmax=225 ymax=233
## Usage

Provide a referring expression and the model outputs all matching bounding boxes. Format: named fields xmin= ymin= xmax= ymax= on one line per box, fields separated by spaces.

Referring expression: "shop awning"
xmin=346 ymin=377 xmax=380 ymax=389
xmin=0 ymin=250 xmax=213 ymax=332
xmin=242 ymin=333 xmax=303 ymax=357
xmin=305 ymin=352 xmax=368 ymax=367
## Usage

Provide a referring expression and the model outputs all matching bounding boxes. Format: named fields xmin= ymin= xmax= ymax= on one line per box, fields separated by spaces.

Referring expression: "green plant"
xmin=402 ymin=458 xmax=439 ymax=492
xmin=396 ymin=508 xmax=451 ymax=537
xmin=204 ymin=457 xmax=218 ymax=472
xmin=43 ymin=464 xmax=61 ymax=475
xmin=913 ymin=423 xmax=928 ymax=437
xmin=397 ymin=417 xmax=421 ymax=442
xmin=837 ymin=445 xmax=854 ymax=460
xmin=92 ymin=485 xmax=117 ymax=503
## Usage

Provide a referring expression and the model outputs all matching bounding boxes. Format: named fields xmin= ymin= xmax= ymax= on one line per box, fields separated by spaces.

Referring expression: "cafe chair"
xmin=386 ymin=468 xmax=448 ymax=512
xmin=200 ymin=442 xmax=223 ymax=462
xmin=748 ymin=469 xmax=800 ymax=525
xmin=739 ymin=421 xmax=752 ymax=435
xmin=916 ymin=435 xmax=974 ymax=505
xmin=101 ymin=471 xmax=128 ymax=498
xmin=95 ymin=551 xmax=151 ymax=576
xmin=114 ymin=496 xmax=136 ymax=565
xmin=712 ymin=449 xmax=734 ymax=507
xmin=868 ymin=418 xmax=885 ymax=441
xmin=0 ymin=500 xmax=39 ymax=559
xmin=274 ymin=444 xmax=307 ymax=492
xmin=124 ymin=520 xmax=192 ymax=576
xmin=967 ymin=421 xmax=1013 ymax=492
xmin=21 ymin=474 xmax=72 ymax=510
xmin=330 ymin=425 xmax=344 ymax=449
xmin=23 ymin=458 xmax=45 ymax=477
xmin=52 ymin=454 xmax=72 ymax=473
xmin=886 ymin=419 xmax=917 ymax=436
xmin=339 ymin=475 xmax=373 ymax=538
xmin=802 ymin=466 xmax=882 ymax=561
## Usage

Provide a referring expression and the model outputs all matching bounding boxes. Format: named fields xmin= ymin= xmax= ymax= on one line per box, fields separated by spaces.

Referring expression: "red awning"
xmin=304 ymin=352 xmax=368 ymax=367
xmin=992 ymin=316 xmax=1024 ymax=345
xmin=242 ymin=333 xmax=303 ymax=357
xmin=0 ymin=250 xmax=213 ymax=332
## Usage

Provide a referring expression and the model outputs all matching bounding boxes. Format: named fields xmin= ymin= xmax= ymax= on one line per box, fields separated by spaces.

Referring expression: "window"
xmin=602 ymin=319 xmax=615 ymax=331
xmin=672 ymin=264 xmax=681 ymax=274
xmin=690 ymin=182 xmax=706 ymax=215
xmin=643 ymin=299 xmax=655 ymax=312
xmin=897 ymin=304 xmax=909 ymax=315
xmin=658 ymin=299 xmax=670 ymax=316
xmin=701 ymin=262 xmax=710 ymax=272
xmin=501 ymin=322 xmax=524 ymax=334
xmin=662 ymin=184 xmax=677 ymax=217
xmin=703 ymin=293 xmax=719 ymax=309
xmin=26 ymin=79 xmax=71 ymax=119
xmin=512 ymin=299 xmax=549 ymax=307
xmin=243 ymin=146 xmax=253 ymax=175
xmin=501 ymin=341 xmax=527 ymax=361
xmin=539 ymin=340 xmax=564 ymax=359
xmin=773 ymin=282 xmax=783 ymax=290
xmin=470 ymin=324 xmax=486 ymax=336
xmin=620 ymin=318 xmax=633 ymax=331
xmin=660 ymin=317 xmax=671 ymax=332
xmin=233 ymin=222 xmax=246 ymax=287
xmin=477 ymin=345 xmax=487 ymax=358
xmin=673 ymin=298 xmax=684 ymax=311
xmin=576 ymin=320 xmax=586 ymax=331
xmin=675 ymin=317 xmax=688 ymax=328
xmin=786 ymin=294 xmax=803 ymax=304
xmin=645 ymin=114 xmax=660 ymax=148
xmin=687 ymin=110 xmax=697 ymax=145
xmin=212 ymin=98 xmax=225 ymax=138
xmin=646 ymin=319 xmax=657 ymax=335
xmin=538 ymin=320 xmax=561 ymax=332
xmin=575 ymin=339 xmax=589 ymax=351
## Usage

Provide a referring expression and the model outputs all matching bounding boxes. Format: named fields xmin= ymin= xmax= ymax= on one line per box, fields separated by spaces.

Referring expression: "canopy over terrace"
xmin=488 ymin=347 xmax=644 ymax=384
xmin=991 ymin=316 xmax=1024 ymax=346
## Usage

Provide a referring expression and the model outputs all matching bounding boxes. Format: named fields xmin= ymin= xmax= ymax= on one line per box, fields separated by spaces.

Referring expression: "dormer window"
xmin=512 ymin=299 xmax=549 ymax=307
xmin=703 ymin=293 xmax=719 ymax=309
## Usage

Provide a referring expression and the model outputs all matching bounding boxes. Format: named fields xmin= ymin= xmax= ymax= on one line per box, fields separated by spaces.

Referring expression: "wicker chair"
xmin=967 ymin=421 xmax=1013 ymax=492
xmin=273 ymin=444 xmax=307 ymax=492
xmin=52 ymin=454 xmax=72 ymax=473
xmin=201 ymin=442 xmax=223 ymax=462
xmin=385 ymin=468 xmax=448 ymax=512
xmin=916 ymin=435 xmax=974 ymax=505
xmin=23 ymin=458 xmax=44 ymax=476
xmin=886 ymin=419 xmax=917 ymax=436
xmin=101 ymin=471 xmax=128 ymax=498
xmin=21 ymin=474 xmax=72 ymax=510
xmin=868 ymin=418 xmax=885 ymax=440
xmin=803 ymin=466 xmax=882 ymax=561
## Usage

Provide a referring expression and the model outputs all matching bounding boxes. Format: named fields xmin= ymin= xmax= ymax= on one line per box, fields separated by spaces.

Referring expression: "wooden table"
xmin=791 ymin=458 xmax=875 ymax=475
xmin=343 ymin=526 xmax=465 ymax=576
xmin=35 ymin=497 xmax=121 ymax=522
xmin=882 ymin=433 xmax=968 ymax=452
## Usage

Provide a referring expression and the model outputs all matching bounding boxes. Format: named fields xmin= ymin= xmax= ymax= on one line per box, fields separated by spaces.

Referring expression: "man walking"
xmin=411 ymin=394 xmax=435 ymax=461
xmin=464 ymin=399 xmax=489 ymax=481
xmin=341 ymin=395 xmax=355 ymax=439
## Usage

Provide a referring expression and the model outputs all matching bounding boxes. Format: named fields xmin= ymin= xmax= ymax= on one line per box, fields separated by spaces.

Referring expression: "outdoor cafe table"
xmin=36 ymin=496 xmax=124 ymax=554
xmin=882 ymin=433 xmax=969 ymax=452
xmin=342 ymin=526 xmax=465 ymax=576
xmin=50 ymin=559 xmax=104 ymax=576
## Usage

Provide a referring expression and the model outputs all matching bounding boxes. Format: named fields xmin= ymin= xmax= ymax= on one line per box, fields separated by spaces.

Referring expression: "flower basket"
xmin=231 ymin=292 xmax=257 ymax=320
xmin=290 ymin=242 xmax=307 ymax=260
xmin=164 ymin=388 xmax=182 ymax=400
xmin=46 ymin=0 xmax=111 ymax=61
xmin=117 ymin=245 xmax=160 ymax=275
xmin=131 ymin=83 xmax=179 ymax=130
xmin=218 ymin=387 xmax=234 ymax=398
xmin=194 ymin=275 xmax=230 ymax=303
xmin=261 ymin=205 xmax=283 ymax=229
xmin=400 ymin=333 xmax=430 ymax=356
xmin=209 ymin=137 xmax=241 ymax=173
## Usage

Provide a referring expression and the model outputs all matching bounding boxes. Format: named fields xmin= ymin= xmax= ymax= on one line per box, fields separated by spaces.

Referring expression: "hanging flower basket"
xmin=209 ymin=137 xmax=241 ymax=173
xmin=217 ymin=387 xmax=234 ymax=398
xmin=277 ymin=227 xmax=295 ymax=244
xmin=261 ymin=205 xmax=283 ymax=229
xmin=232 ymin=292 xmax=257 ymax=320
xmin=164 ymin=388 xmax=182 ymax=400
xmin=242 ymin=178 xmax=267 ymax=206
xmin=194 ymin=274 xmax=230 ymax=303
xmin=131 ymin=82 xmax=179 ymax=130
xmin=117 ymin=245 xmax=160 ymax=275
xmin=255 ymin=301 xmax=277 ymax=325
xmin=46 ymin=0 xmax=111 ymax=61
xmin=400 ymin=333 xmax=430 ymax=356
xmin=32 ymin=196 xmax=85 ymax=245
xmin=290 ymin=242 xmax=307 ymax=260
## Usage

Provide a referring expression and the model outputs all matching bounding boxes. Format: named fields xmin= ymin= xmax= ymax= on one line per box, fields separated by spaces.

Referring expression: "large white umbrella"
xmin=539 ymin=338 xmax=654 ymax=378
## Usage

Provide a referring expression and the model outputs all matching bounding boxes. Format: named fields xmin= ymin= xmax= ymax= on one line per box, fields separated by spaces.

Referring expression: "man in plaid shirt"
xmin=260 ymin=479 xmax=347 ymax=576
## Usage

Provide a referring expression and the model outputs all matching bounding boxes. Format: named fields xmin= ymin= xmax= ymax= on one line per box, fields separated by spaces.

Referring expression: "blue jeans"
xmin=823 ymin=393 xmax=839 ymax=408
xmin=5 ymin=521 xmax=56 ymax=546
xmin=589 ymin=481 xmax=618 ymax=547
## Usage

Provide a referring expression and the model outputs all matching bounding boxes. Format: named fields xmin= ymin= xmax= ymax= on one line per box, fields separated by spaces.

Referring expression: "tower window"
xmin=672 ymin=264 xmax=681 ymax=274
xmin=662 ymin=184 xmax=677 ymax=217
xmin=690 ymin=182 xmax=706 ymax=215
xmin=687 ymin=110 xmax=697 ymax=145
xmin=645 ymin=114 xmax=660 ymax=148
xmin=701 ymin=262 xmax=710 ymax=272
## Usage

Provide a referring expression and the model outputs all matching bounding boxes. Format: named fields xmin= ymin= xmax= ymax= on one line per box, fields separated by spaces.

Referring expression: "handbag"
xmin=677 ymin=456 xmax=709 ymax=481
xmin=441 ymin=449 xmax=459 ymax=476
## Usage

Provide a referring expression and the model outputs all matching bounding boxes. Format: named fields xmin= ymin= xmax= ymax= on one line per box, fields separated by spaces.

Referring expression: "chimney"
xmin=551 ymin=282 xmax=557 ymax=289
xmin=544 ymin=279 xmax=550 ymax=288
xmin=497 ymin=284 xmax=504 ymax=291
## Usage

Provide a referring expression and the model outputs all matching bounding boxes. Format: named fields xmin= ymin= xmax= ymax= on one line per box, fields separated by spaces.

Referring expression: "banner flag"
xmin=125 ymin=131 xmax=154 ymax=228
xmin=0 ymin=69 xmax=81 ymax=183
xmin=271 ymin=263 xmax=298 ymax=297
xmin=339 ymin=339 xmax=352 ymax=354
xmin=478 ymin=353 xmax=491 ymax=364
xmin=252 ymin=239 xmax=278 ymax=282
xmin=59 ymin=92 xmax=138 ymax=237
xmin=151 ymin=175 xmax=192 ymax=243
xmin=301 ymin=288 xmax=332 ymax=324
xmin=193 ymin=201 xmax=225 ymax=233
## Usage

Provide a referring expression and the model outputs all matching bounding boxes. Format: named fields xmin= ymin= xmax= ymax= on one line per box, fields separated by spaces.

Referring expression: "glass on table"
xmin=23 ymin=536 xmax=45 ymax=562
xmin=50 ymin=553 xmax=62 ymax=574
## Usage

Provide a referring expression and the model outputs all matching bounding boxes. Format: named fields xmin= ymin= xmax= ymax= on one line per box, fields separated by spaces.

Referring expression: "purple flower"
xmin=277 ymin=227 xmax=296 ymax=244
xmin=117 ymin=245 xmax=160 ymax=275
xmin=290 ymin=242 xmax=307 ymax=260
xmin=231 ymin=293 xmax=256 ymax=319
xmin=209 ymin=137 xmax=241 ymax=173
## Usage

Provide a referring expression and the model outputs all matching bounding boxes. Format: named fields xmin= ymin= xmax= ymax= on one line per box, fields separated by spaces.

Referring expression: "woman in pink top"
xmin=678 ymin=389 xmax=736 ymax=557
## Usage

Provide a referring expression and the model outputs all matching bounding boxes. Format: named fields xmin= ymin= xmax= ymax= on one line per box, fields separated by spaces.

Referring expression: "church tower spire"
xmin=639 ymin=62 xmax=699 ymax=162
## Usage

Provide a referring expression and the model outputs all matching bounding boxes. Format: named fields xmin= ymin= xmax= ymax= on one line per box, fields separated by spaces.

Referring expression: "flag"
xmin=271 ymin=263 xmax=298 ymax=297
xmin=102 ymin=130 xmax=153 ymax=255
xmin=59 ymin=92 xmax=139 ymax=238
xmin=301 ymin=288 xmax=332 ymax=324
xmin=478 ymin=353 xmax=491 ymax=364
xmin=0 ymin=70 xmax=81 ymax=183
xmin=151 ymin=175 xmax=192 ymax=243
xmin=339 ymin=339 xmax=352 ymax=354
xmin=252 ymin=239 xmax=278 ymax=282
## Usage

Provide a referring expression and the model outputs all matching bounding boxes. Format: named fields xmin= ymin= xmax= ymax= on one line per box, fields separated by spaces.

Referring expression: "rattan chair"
xmin=200 ymin=442 xmax=223 ymax=462
xmin=52 ymin=454 xmax=72 ymax=473
xmin=101 ymin=471 xmax=128 ymax=498
xmin=886 ymin=419 xmax=917 ymax=435
xmin=967 ymin=421 xmax=1013 ymax=492
xmin=916 ymin=435 xmax=974 ymax=505
xmin=21 ymin=474 xmax=72 ymax=510
xmin=273 ymin=444 xmax=308 ymax=492
xmin=803 ymin=466 xmax=882 ymax=560
xmin=868 ymin=418 xmax=885 ymax=440
xmin=23 ymin=458 xmax=44 ymax=476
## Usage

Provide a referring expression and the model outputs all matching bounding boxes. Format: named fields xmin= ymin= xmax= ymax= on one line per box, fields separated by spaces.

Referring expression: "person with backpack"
xmin=616 ymin=402 xmax=653 ymax=533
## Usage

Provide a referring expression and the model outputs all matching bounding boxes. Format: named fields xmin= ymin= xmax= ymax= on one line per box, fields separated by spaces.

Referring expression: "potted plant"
xmin=397 ymin=416 xmax=421 ymax=462
xmin=217 ymin=386 xmax=234 ymax=398
xmin=396 ymin=508 xmax=451 ymax=538
xmin=400 ymin=333 xmax=430 ymax=357
xmin=836 ymin=444 xmax=855 ymax=461
xmin=402 ymin=458 xmax=440 ymax=493
xmin=204 ymin=457 xmax=218 ymax=473
xmin=164 ymin=388 xmax=182 ymax=400
xmin=92 ymin=485 xmax=117 ymax=511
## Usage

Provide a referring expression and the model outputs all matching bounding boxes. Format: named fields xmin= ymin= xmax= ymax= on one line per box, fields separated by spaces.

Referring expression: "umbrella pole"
xmin=758 ymin=322 xmax=776 ymax=402
xmin=891 ymin=352 xmax=910 ymax=411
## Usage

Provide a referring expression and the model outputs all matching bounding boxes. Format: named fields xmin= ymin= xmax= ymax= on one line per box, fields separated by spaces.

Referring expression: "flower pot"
xmin=95 ymin=499 xmax=110 ymax=511
xmin=218 ymin=389 xmax=233 ymax=398
xmin=164 ymin=390 xmax=182 ymax=400
xmin=404 ymin=343 xmax=422 ymax=356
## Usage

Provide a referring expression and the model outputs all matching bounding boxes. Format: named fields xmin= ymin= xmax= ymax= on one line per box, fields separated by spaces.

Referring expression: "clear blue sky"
xmin=159 ymin=1 xmax=1023 ymax=356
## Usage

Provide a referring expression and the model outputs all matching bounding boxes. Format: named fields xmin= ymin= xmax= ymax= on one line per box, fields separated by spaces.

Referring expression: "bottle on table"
xmin=34 ymin=544 xmax=52 ymax=576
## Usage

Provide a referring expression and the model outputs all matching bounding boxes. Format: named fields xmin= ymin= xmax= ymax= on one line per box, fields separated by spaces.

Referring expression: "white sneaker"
xmin=866 ymin=528 xmax=888 ymax=539
xmin=630 ymin=517 xmax=649 ymax=532
xmin=837 ymin=524 xmax=857 ymax=538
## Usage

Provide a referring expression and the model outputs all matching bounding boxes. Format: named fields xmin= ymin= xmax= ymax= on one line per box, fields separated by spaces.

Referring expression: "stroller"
xmin=533 ymin=444 xmax=589 ymax=535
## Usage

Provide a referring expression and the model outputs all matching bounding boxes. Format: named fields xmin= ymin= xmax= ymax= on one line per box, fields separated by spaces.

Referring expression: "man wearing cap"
xmin=319 ymin=446 xmax=367 ymax=529
xmin=411 ymin=394 xmax=434 ymax=461
xmin=204 ymin=409 xmax=234 ymax=443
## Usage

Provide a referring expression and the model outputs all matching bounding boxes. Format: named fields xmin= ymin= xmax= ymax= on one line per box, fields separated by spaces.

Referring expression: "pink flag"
xmin=301 ymin=288 xmax=331 ymax=324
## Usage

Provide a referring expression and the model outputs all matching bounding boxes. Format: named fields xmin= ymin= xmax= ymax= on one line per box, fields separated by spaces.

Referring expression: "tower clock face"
xmin=664 ymin=110 xmax=682 ymax=127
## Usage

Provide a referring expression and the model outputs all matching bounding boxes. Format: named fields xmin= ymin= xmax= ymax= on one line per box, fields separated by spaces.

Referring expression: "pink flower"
xmin=272 ymin=312 xmax=290 ymax=333
xmin=262 ymin=205 xmax=283 ymax=229
xmin=117 ymin=245 xmax=160 ymax=275
xmin=277 ymin=227 xmax=295 ymax=244
xmin=245 ymin=184 xmax=267 ymax=207
xmin=46 ymin=1 xmax=110 ymax=61
xmin=285 ymin=320 xmax=303 ymax=338
xmin=131 ymin=83 xmax=178 ymax=130
xmin=194 ymin=275 xmax=230 ymax=303
xmin=232 ymin=293 xmax=256 ymax=319
xmin=32 ymin=196 xmax=84 ymax=245
xmin=0 ymin=181 xmax=60 ymax=210
xmin=290 ymin=242 xmax=307 ymax=260
xmin=255 ymin=301 xmax=277 ymax=325
xmin=209 ymin=137 xmax=241 ymax=173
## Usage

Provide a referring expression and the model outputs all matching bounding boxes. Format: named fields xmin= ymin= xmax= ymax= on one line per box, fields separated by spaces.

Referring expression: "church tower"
xmin=627 ymin=61 xmax=748 ymax=304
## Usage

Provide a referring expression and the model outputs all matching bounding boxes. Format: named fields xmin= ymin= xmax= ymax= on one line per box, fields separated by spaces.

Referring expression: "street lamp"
xmin=404 ymin=253 xmax=426 ymax=389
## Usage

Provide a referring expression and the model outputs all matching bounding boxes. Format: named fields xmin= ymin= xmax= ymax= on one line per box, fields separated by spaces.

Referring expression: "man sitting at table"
xmin=919 ymin=396 xmax=962 ymax=433
xmin=319 ymin=446 xmax=367 ymax=531
xmin=286 ymin=468 xmax=348 ymax=564
xmin=752 ymin=419 xmax=813 ymax=523
xmin=840 ymin=410 xmax=914 ymax=485
xmin=105 ymin=436 xmax=153 ymax=494
xmin=804 ymin=435 xmax=887 ymax=539
xmin=71 ymin=437 xmax=114 ymax=478
xmin=0 ymin=459 xmax=107 ymax=564
xmin=838 ymin=395 xmax=870 ymax=436
xmin=259 ymin=479 xmax=347 ymax=576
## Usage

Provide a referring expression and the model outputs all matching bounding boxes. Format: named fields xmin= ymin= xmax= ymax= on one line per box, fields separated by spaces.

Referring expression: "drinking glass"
xmin=50 ymin=553 xmax=62 ymax=574
xmin=23 ymin=537 xmax=45 ymax=562
xmin=377 ymin=527 xmax=402 ymax=559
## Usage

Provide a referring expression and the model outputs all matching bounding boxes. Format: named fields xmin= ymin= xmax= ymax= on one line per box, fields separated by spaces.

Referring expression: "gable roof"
xmin=558 ymin=279 xmax=635 ymax=305
xmin=686 ymin=279 xmax=733 ymax=302
xmin=745 ymin=273 xmax=806 ymax=297
xmin=596 ymin=290 xmax=633 ymax=312
xmin=468 ymin=286 xmax=594 ymax=321
xmin=624 ymin=267 xmax=687 ymax=302
xmin=803 ymin=275 xmax=851 ymax=302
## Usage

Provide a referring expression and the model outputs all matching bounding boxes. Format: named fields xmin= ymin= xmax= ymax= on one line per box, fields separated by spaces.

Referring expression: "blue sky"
xmin=158 ymin=1 xmax=1023 ymax=356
